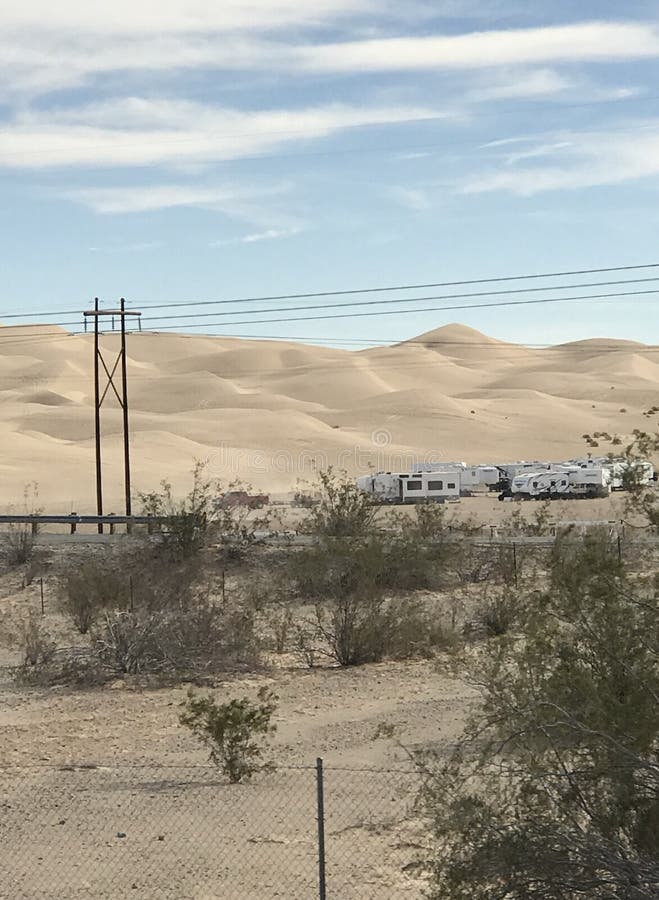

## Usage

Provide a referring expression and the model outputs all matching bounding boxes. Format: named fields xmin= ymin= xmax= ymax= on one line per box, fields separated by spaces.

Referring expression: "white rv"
xmin=356 ymin=471 xmax=460 ymax=504
xmin=411 ymin=461 xmax=500 ymax=494
xmin=567 ymin=456 xmax=655 ymax=490
xmin=511 ymin=466 xmax=611 ymax=500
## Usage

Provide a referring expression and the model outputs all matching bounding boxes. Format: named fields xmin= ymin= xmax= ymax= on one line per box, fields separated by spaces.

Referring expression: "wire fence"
xmin=0 ymin=762 xmax=426 ymax=899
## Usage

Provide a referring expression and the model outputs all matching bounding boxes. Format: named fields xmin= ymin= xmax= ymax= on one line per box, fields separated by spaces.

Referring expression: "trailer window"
xmin=448 ymin=482 xmax=456 ymax=489
xmin=428 ymin=480 xmax=443 ymax=491
xmin=406 ymin=480 xmax=422 ymax=491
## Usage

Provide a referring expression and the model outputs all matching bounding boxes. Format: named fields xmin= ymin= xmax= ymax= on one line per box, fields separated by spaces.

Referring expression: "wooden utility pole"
xmin=84 ymin=299 xmax=141 ymax=533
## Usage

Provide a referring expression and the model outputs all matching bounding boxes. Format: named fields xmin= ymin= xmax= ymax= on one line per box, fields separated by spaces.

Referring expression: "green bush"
xmin=180 ymin=687 xmax=277 ymax=782
xmin=419 ymin=530 xmax=659 ymax=899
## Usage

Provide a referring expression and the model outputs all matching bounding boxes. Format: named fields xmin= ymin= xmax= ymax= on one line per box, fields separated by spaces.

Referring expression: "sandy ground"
xmin=0 ymin=322 xmax=657 ymax=511
xmin=0 ymin=648 xmax=471 ymax=898
xmin=0 ymin=549 xmax=476 ymax=899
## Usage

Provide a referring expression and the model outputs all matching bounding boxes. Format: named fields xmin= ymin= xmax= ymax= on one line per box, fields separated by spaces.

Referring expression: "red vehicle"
xmin=219 ymin=491 xmax=269 ymax=510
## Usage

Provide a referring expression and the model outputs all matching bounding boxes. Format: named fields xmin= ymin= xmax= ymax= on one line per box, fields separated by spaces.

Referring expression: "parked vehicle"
xmin=356 ymin=470 xmax=460 ymax=503
xmin=567 ymin=456 xmax=655 ymax=490
xmin=218 ymin=490 xmax=269 ymax=510
xmin=411 ymin=461 xmax=500 ymax=494
xmin=507 ymin=466 xmax=611 ymax=500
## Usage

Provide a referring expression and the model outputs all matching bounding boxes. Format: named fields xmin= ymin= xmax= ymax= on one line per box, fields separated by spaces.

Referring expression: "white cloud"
xmin=88 ymin=241 xmax=161 ymax=253
xmin=387 ymin=186 xmax=432 ymax=210
xmin=67 ymin=183 xmax=285 ymax=214
xmin=294 ymin=22 xmax=659 ymax=72
xmin=503 ymin=141 xmax=573 ymax=165
xmin=462 ymin=122 xmax=659 ymax=195
xmin=2 ymin=19 xmax=659 ymax=100
xmin=0 ymin=98 xmax=442 ymax=169
xmin=467 ymin=68 xmax=573 ymax=102
xmin=0 ymin=1 xmax=372 ymax=33
xmin=211 ymin=227 xmax=300 ymax=246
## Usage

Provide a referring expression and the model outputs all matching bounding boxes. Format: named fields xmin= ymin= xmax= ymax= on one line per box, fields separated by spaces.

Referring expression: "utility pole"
xmin=84 ymin=299 xmax=141 ymax=533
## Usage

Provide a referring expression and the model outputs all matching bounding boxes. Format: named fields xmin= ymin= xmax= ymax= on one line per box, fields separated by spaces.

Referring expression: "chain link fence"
xmin=0 ymin=762 xmax=426 ymax=899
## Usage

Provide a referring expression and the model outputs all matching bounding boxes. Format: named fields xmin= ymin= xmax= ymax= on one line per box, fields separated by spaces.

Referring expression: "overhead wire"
xmin=3 ymin=261 xmax=659 ymax=320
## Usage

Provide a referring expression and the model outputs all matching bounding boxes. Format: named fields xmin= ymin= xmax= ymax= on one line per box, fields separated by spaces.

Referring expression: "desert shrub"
xmin=292 ymin=491 xmax=317 ymax=508
xmin=59 ymin=560 xmax=131 ymax=633
xmin=139 ymin=462 xmax=216 ymax=559
xmin=6 ymin=526 xmax=36 ymax=566
xmin=312 ymin=595 xmax=455 ymax=666
xmin=304 ymin=468 xmax=378 ymax=538
xmin=140 ymin=462 xmax=270 ymax=564
xmin=180 ymin=687 xmax=277 ymax=782
xmin=15 ymin=648 xmax=107 ymax=688
xmin=93 ymin=596 xmax=261 ymax=678
xmin=289 ymin=525 xmax=450 ymax=601
xmin=94 ymin=611 xmax=160 ymax=675
xmin=469 ymin=591 xmax=517 ymax=639
xmin=4 ymin=482 xmax=43 ymax=566
xmin=419 ymin=531 xmax=659 ymax=899
xmin=19 ymin=610 xmax=55 ymax=667
xmin=266 ymin=604 xmax=295 ymax=654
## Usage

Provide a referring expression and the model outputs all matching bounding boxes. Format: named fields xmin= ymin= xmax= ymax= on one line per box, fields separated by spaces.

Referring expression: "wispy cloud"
xmin=66 ymin=182 xmax=288 ymax=218
xmin=294 ymin=22 xmax=659 ymax=72
xmin=0 ymin=99 xmax=443 ymax=169
xmin=211 ymin=227 xmax=301 ymax=246
xmin=462 ymin=122 xmax=659 ymax=195
xmin=2 ymin=19 xmax=658 ymax=99
xmin=386 ymin=186 xmax=432 ymax=210
xmin=88 ymin=241 xmax=161 ymax=253
xmin=466 ymin=68 xmax=573 ymax=102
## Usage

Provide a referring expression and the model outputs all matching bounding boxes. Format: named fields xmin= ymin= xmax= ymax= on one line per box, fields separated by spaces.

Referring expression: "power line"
xmin=132 ymin=262 xmax=659 ymax=312
xmin=3 ymin=262 xmax=659 ymax=323
xmin=135 ymin=286 xmax=659 ymax=329
xmin=5 ymin=276 xmax=659 ymax=326
xmin=133 ymin=277 xmax=659 ymax=324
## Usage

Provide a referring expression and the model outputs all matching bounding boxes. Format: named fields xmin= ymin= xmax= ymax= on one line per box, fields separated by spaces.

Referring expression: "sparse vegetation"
xmin=4 ymin=482 xmax=43 ymax=567
xmin=180 ymin=687 xmax=277 ymax=783
xmin=418 ymin=530 xmax=659 ymax=899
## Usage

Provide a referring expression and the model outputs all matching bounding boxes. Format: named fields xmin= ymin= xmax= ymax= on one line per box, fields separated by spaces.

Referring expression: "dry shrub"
xmin=312 ymin=595 xmax=457 ymax=667
xmin=20 ymin=610 xmax=55 ymax=667
xmin=6 ymin=526 xmax=36 ymax=567
xmin=93 ymin=597 xmax=261 ymax=678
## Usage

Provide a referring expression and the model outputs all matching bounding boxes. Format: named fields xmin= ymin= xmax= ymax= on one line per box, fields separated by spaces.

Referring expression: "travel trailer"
xmin=509 ymin=466 xmax=611 ymax=500
xmin=410 ymin=462 xmax=500 ymax=494
xmin=568 ymin=456 xmax=655 ymax=490
xmin=356 ymin=471 xmax=460 ymax=503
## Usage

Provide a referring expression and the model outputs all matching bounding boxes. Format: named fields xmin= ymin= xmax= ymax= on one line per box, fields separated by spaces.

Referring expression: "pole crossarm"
xmin=89 ymin=298 xmax=141 ymax=532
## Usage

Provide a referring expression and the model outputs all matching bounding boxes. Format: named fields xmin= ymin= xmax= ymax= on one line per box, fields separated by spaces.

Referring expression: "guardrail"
xmin=0 ymin=515 xmax=165 ymax=535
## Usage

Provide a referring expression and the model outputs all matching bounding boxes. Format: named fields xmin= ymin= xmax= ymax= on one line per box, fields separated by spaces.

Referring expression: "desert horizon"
xmin=0 ymin=320 xmax=656 ymax=513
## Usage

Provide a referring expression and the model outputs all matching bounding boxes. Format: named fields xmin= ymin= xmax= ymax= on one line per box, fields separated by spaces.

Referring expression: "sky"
xmin=3 ymin=0 xmax=659 ymax=347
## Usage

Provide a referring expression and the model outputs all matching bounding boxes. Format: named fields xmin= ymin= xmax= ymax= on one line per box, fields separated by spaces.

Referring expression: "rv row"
xmin=356 ymin=457 xmax=656 ymax=504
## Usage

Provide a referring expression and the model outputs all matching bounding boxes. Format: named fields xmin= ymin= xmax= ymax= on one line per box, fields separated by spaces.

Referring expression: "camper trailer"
xmin=356 ymin=471 xmax=460 ymax=504
xmin=510 ymin=466 xmax=611 ymax=500
xmin=567 ymin=456 xmax=655 ymax=490
xmin=411 ymin=462 xmax=500 ymax=494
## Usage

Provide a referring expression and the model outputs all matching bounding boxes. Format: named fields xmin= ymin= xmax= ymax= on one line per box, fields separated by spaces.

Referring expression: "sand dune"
xmin=0 ymin=322 xmax=656 ymax=511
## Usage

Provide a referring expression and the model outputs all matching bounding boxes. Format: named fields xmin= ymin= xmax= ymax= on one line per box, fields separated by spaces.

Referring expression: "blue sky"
xmin=3 ymin=0 xmax=659 ymax=347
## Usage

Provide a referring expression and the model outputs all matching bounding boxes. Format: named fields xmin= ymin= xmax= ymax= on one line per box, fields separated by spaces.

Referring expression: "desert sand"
xmin=0 ymin=322 xmax=657 ymax=512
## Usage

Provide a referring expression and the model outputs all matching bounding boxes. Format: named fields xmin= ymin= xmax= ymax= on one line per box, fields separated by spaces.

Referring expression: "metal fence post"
xmin=316 ymin=757 xmax=327 ymax=900
xmin=512 ymin=542 xmax=518 ymax=589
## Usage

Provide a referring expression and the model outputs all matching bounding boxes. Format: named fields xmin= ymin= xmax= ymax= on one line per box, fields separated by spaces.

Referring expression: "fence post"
xmin=40 ymin=578 xmax=45 ymax=616
xmin=617 ymin=534 xmax=622 ymax=565
xmin=512 ymin=542 xmax=518 ymax=589
xmin=316 ymin=757 xmax=327 ymax=900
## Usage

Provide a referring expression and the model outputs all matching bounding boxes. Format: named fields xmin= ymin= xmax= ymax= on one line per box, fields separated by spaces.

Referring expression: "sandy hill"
xmin=0 ymin=322 xmax=656 ymax=512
